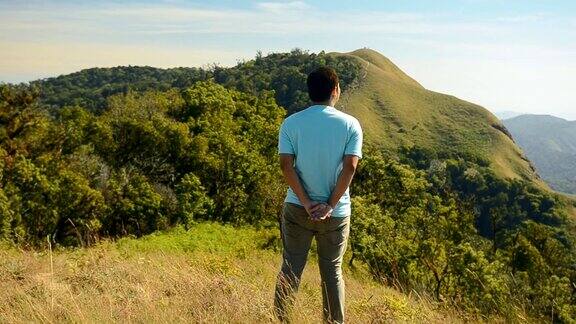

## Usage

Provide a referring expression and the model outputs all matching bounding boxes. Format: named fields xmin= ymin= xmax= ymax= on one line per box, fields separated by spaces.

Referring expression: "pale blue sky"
xmin=1 ymin=0 xmax=575 ymax=119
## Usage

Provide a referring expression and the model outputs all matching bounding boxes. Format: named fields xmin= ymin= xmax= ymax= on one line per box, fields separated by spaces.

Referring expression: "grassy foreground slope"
xmin=333 ymin=49 xmax=541 ymax=184
xmin=0 ymin=223 xmax=467 ymax=323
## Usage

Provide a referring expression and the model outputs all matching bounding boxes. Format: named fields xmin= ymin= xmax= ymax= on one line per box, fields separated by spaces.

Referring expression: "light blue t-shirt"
xmin=278 ymin=104 xmax=363 ymax=217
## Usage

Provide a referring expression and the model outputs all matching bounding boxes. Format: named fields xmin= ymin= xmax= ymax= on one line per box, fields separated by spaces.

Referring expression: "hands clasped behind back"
xmin=304 ymin=201 xmax=334 ymax=221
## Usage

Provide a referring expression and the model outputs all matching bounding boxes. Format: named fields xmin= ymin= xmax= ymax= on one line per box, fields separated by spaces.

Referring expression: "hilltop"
xmin=333 ymin=48 xmax=541 ymax=184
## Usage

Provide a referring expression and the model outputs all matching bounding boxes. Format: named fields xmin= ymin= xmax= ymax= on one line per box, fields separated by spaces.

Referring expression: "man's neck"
xmin=312 ymin=100 xmax=336 ymax=107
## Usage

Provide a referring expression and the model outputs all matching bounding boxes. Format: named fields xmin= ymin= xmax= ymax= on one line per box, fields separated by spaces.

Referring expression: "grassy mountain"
xmin=333 ymin=49 xmax=542 ymax=185
xmin=503 ymin=114 xmax=576 ymax=194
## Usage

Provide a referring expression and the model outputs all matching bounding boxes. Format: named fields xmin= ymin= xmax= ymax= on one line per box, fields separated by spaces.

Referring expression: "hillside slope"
xmin=0 ymin=223 xmax=471 ymax=323
xmin=333 ymin=49 xmax=542 ymax=184
xmin=503 ymin=114 xmax=576 ymax=194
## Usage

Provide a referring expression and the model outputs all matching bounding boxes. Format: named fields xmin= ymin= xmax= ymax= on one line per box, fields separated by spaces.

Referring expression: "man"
xmin=274 ymin=67 xmax=363 ymax=323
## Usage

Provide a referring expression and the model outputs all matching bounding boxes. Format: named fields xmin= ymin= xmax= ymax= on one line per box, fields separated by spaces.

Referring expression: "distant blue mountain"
xmin=504 ymin=114 xmax=576 ymax=194
xmin=494 ymin=111 xmax=525 ymax=120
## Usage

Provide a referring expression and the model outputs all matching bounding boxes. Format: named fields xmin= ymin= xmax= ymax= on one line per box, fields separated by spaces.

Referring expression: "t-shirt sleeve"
xmin=344 ymin=118 xmax=363 ymax=158
xmin=278 ymin=120 xmax=295 ymax=155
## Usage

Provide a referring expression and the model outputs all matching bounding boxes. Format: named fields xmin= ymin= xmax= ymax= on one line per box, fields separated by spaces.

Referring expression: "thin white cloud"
xmin=0 ymin=2 xmax=503 ymax=37
xmin=256 ymin=1 xmax=310 ymax=12
xmin=102 ymin=6 xmax=248 ymax=21
xmin=496 ymin=13 xmax=548 ymax=23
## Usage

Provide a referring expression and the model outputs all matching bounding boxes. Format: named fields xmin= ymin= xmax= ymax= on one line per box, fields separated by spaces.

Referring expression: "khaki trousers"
xmin=274 ymin=202 xmax=350 ymax=324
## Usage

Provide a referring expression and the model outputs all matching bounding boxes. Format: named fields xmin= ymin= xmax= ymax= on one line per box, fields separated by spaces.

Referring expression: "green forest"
xmin=1 ymin=49 xmax=575 ymax=322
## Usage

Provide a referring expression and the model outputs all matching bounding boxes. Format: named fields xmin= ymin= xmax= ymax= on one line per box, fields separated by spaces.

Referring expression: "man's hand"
xmin=310 ymin=203 xmax=333 ymax=221
xmin=304 ymin=201 xmax=324 ymax=218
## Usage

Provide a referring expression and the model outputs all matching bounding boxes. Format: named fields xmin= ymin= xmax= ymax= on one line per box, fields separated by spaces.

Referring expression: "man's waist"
xmin=286 ymin=189 xmax=350 ymax=203
xmin=284 ymin=191 xmax=351 ymax=217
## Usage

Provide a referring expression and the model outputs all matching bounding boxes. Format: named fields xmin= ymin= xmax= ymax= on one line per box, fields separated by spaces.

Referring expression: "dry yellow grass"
xmin=0 ymin=223 xmax=473 ymax=323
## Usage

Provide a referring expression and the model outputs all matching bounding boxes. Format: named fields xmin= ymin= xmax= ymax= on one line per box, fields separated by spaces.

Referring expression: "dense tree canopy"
xmin=32 ymin=48 xmax=360 ymax=115
xmin=0 ymin=81 xmax=285 ymax=245
xmin=350 ymin=149 xmax=575 ymax=320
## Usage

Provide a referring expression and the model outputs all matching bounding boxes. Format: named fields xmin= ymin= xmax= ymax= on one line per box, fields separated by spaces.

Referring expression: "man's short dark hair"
xmin=307 ymin=67 xmax=339 ymax=102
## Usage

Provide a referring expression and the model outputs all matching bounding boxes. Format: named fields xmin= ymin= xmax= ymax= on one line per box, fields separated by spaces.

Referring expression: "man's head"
xmin=307 ymin=67 xmax=340 ymax=106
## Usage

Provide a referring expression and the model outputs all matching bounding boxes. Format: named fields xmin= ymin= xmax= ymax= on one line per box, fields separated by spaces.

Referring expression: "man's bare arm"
xmin=311 ymin=155 xmax=360 ymax=221
xmin=279 ymin=154 xmax=323 ymax=215
xmin=327 ymin=155 xmax=359 ymax=209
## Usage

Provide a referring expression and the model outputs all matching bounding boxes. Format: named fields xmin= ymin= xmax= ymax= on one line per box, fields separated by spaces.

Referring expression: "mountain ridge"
xmin=332 ymin=48 xmax=542 ymax=186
